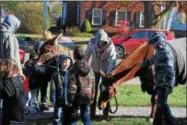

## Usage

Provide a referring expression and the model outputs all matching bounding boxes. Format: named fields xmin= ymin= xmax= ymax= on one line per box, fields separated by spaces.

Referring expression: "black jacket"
xmin=1 ymin=76 xmax=24 ymax=125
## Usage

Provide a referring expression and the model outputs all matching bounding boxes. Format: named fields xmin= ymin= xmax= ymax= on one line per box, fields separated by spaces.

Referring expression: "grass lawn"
xmin=109 ymin=85 xmax=186 ymax=107
xmin=43 ymin=84 xmax=186 ymax=107
xmin=27 ymin=117 xmax=187 ymax=125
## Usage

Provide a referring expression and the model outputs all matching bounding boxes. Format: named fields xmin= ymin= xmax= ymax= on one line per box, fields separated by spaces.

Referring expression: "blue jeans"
xmin=63 ymin=104 xmax=91 ymax=125
xmin=53 ymin=106 xmax=63 ymax=125
xmin=153 ymin=89 xmax=175 ymax=125
xmin=73 ymin=104 xmax=92 ymax=125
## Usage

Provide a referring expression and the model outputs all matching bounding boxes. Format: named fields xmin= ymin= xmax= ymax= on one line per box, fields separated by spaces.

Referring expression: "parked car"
xmin=59 ymin=36 xmax=75 ymax=47
xmin=112 ymin=29 xmax=175 ymax=59
xmin=16 ymin=37 xmax=29 ymax=51
xmin=19 ymin=49 xmax=25 ymax=64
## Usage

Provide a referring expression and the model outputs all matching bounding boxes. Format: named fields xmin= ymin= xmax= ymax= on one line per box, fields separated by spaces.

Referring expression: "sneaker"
xmin=40 ymin=103 xmax=49 ymax=111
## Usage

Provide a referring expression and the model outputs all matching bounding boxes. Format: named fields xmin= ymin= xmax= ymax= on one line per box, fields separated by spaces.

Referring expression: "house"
xmin=170 ymin=10 xmax=186 ymax=38
xmin=64 ymin=1 xmax=144 ymax=33
xmin=63 ymin=1 xmax=186 ymax=37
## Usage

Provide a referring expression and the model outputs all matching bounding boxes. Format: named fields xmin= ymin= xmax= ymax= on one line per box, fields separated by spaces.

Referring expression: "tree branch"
xmin=153 ymin=1 xmax=175 ymax=26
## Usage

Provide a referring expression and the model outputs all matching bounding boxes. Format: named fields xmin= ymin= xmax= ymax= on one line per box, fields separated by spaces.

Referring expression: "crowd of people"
xmin=0 ymin=14 xmax=176 ymax=125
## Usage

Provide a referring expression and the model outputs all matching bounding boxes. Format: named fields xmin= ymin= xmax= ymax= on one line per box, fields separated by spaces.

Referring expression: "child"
xmin=66 ymin=46 xmax=95 ymax=125
xmin=0 ymin=59 xmax=24 ymax=125
xmin=50 ymin=54 xmax=72 ymax=125
xmin=24 ymin=50 xmax=40 ymax=114
xmin=141 ymin=32 xmax=175 ymax=125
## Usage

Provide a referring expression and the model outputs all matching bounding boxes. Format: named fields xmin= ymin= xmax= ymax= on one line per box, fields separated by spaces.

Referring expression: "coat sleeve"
xmin=107 ymin=44 xmax=116 ymax=75
xmin=50 ymin=73 xmax=56 ymax=103
xmin=85 ymin=38 xmax=95 ymax=62
xmin=3 ymin=80 xmax=16 ymax=97
xmin=142 ymin=55 xmax=155 ymax=67
xmin=5 ymin=36 xmax=23 ymax=75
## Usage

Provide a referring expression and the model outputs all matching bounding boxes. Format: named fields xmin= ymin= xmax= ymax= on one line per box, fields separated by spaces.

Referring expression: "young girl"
xmin=0 ymin=59 xmax=24 ymax=125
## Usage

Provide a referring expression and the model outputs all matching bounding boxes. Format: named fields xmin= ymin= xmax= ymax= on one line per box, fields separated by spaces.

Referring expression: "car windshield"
xmin=132 ymin=31 xmax=148 ymax=38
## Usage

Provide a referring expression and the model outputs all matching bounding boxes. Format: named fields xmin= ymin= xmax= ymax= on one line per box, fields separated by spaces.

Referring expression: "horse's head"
xmin=39 ymin=31 xmax=63 ymax=56
xmin=37 ymin=31 xmax=70 ymax=64
xmin=98 ymin=73 xmax=117 ymax=109
xmin=98 ymin=43 xmax=154 ymax=110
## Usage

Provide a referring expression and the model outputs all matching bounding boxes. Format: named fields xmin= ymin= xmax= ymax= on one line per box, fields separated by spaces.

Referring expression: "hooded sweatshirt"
xmin=85 ymin=29 xmax=116 ymax=74
xmin=50 ymin=54 xmax=73 ymax=106
xmin=0 ymin=15 xmax=22 ymax=74
xmin=68 ymin=60 xmax=95 ymax=105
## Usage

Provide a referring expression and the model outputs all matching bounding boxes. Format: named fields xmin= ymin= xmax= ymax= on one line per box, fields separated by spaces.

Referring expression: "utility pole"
xmin=0 ymin=2 xmax=2 ymax=22
xmin=43 ymin=1 xmax=48 ymax=39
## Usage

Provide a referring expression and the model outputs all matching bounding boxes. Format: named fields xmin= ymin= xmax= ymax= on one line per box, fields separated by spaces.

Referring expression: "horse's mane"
xmin=111 ymin=43 xmax=154 ymax=86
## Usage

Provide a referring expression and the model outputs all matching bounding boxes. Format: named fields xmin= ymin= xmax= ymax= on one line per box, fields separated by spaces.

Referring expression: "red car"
xmin=112 ymin=29 xmax=175 ymax=59
xmin=19 ymin=49 xmax=25 ymax=64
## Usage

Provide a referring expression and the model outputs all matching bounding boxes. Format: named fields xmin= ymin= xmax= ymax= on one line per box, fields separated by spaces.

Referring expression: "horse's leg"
xmin=149 ymin=94 xmax=157 ymax=122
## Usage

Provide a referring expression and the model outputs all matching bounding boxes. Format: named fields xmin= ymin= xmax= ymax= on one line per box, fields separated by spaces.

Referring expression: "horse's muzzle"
xmin=98 ymin=101 xmax=107 ymax=110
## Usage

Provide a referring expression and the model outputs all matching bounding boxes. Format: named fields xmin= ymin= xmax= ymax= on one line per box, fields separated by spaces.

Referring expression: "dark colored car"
xmin=16 ymin=37 xmax=29 ymax=51
xmin=112 ymin=29 xmax=175 ymax=59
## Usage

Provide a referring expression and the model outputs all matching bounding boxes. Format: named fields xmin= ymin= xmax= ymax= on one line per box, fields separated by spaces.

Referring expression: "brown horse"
xmin=98 ymin=38 xmax=186 ymax=121
xmin=37 ymin=31 xmax=71 ymax=64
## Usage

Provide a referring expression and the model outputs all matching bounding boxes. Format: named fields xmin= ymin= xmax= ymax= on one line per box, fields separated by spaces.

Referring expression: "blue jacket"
xmin=143 ymin=45 xmax=175 ymax=89
xmin=50 ymin=54 xmax=72 ymax=106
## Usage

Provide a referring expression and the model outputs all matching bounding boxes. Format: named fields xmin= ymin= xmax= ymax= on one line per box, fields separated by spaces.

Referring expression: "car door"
xmin=123 ymin=31 xmax=148 ymax=52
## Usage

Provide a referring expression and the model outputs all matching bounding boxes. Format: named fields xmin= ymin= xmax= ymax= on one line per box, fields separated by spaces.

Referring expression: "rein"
xmin=108 ymin=96 xmax=118 ymax=114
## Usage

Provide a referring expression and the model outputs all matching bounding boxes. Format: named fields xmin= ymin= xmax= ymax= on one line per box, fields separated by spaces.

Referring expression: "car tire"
xmin=115 ymin=45 xmax=126 ymax=59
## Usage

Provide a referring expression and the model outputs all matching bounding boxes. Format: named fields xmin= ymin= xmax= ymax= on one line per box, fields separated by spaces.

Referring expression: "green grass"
xmin=27 ymin=117 xmax=187 ymax=125
xmin=42 ymin=84 xmax=186 ymax=107
xmin=109 ymin=85 xmax=186 ymax=107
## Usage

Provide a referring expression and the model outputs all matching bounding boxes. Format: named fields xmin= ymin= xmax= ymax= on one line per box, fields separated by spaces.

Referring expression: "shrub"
xmin=81 ymin=19 xmax=92 ymax=32
xmin=66 ymin=26 xmax=80 ymax=36
xmin=15 ymin=2 xmax=51 ymax=34
xmin=66 ymin=26 xmax=93 ymax=37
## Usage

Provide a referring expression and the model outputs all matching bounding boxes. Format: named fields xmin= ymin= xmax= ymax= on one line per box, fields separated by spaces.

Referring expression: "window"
xmin=139 ymin=12 xmax=144 ymax=27
xmin=115 ymin=10 xmax=127 ymax=26
xmin=92 ymin=9 xmax=103 ymax=25
xmin=132 ymin=31 xmax=148 ymax=39
xmin=77 ymin=4 xmax=80 ymax=24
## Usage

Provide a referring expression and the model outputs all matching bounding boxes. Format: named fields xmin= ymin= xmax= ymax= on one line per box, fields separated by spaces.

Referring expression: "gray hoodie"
xmin=0 ymin=15 xmax=22 ymax=74
xmin=85 ymin=29 xmax=116 ymax=74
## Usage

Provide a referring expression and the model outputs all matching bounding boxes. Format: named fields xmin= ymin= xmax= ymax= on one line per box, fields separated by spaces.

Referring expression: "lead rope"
xmin=108 ymin=96 xmax=118 ymax=114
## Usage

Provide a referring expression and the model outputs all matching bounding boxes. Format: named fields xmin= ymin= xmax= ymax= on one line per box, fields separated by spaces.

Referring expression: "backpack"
xmin=75 ymin=68 xmax=95 ymax=104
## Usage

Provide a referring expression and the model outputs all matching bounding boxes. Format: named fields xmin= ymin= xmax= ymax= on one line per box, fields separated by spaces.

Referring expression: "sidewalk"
xmin=25 ymin=106 xmax=186 ymax=120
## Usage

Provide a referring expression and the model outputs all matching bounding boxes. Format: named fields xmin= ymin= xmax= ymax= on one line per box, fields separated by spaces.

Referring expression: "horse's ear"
xmin=53 ymin=32 xmax=63 ymax=44
xmin=100 ymin=69 xmax=106 ymax=77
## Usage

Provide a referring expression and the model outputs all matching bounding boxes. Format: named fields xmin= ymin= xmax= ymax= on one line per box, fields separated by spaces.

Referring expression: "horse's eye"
xmin=101 ymin=85 xmax=106 ymax=91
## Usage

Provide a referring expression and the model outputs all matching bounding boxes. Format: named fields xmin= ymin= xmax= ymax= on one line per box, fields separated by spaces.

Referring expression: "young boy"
xmin=141 ymin=32 xmax=175 ymax=125
xmin=50 ymin=54 xmax=72 ymax=125
xmin=66 ymin=46 xmax=95 ymax=125
xmin=0 ymin=59 xmax=24 ymax=125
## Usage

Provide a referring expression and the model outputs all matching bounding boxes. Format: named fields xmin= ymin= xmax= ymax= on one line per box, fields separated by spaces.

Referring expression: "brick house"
xmin=63 ymin=1 xmax=186 ymax=37
xmin=63 ymin=1 xmax=144 ymax=33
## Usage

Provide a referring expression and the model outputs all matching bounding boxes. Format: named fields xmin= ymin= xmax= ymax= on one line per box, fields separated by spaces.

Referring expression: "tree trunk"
xmin=143 ymin=1 xmax=155 ymax=28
